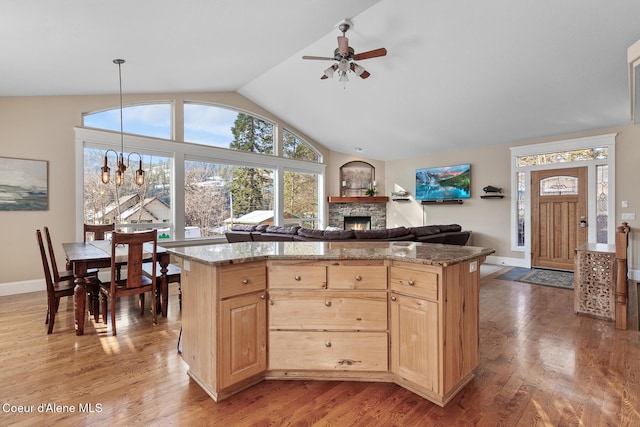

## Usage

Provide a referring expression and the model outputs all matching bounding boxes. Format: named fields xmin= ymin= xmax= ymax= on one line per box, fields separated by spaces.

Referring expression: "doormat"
xmin=495 ymin=267 xmax=574 ymax=290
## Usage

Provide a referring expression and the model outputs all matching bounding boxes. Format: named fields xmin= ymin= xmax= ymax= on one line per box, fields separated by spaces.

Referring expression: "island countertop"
xmin=167 ymin=241 xmax=495 ymax=267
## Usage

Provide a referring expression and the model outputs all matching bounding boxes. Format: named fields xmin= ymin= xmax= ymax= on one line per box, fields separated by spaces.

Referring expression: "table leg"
xmin=74 ymin=265 xmax=88 ymax=336
xmin=159 ymin=255 xmax=169 ymax=317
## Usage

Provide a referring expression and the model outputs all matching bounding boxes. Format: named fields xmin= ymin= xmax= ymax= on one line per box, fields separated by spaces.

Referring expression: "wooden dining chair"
xmin=83 ymin=223 xmax=115 ymax=242
xmin=142 ymin=262 xmax=182 ymax=312
xmin=37 ymin=229 xmax=75 ymax=334
xmin=44 ymin=226 xmax=101 ymax=321
xmin=100 ymin=230 xmax=158 ymax=336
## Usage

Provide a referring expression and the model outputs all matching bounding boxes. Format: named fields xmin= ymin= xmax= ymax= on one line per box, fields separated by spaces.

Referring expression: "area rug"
xmin=495 ymin=267 xmax=574 ymax=290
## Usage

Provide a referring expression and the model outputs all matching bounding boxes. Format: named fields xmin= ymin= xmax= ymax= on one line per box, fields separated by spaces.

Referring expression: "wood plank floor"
xmin=2 ymin=269 xmax=640 ymax=426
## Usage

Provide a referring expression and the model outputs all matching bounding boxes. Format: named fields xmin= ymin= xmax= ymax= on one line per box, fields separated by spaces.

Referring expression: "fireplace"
xmin=344 ymin=216 xmax=371 ymax=231
xmin=328 ymin=200 xmax=386 ymax=230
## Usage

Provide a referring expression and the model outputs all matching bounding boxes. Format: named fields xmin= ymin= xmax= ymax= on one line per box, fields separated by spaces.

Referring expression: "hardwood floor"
xmin=2 ymin=269 xmax=640 ymax=426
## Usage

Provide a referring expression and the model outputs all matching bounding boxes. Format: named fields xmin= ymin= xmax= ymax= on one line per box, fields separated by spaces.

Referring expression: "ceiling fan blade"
xmin=337 ymin=36 xmax=349 ymax=56
xmin=350 ymin=63 xmax=371 ymax=79
xmin=302 ymin=55 xmax=335 ymax=61
xmin=353 ymin=48 xmax=387 ymax=61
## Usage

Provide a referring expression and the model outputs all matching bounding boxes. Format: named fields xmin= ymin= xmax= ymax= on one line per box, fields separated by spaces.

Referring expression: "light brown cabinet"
xmin=180 ymin=259 xmax=267 ymax=401
xmin=267 ymin=260 xmax=389 ymax=373
xmin=173 ymin=245 xmax=488 ymax=406
xmin=219 ymin=291 xmax=267 ymax=389
xmin=389 ymin=260 xmax=480 ymax=406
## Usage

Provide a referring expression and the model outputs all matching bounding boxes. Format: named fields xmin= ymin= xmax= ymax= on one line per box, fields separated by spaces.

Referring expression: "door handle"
xmin=580 ymin=216 xmax=587 ymax=228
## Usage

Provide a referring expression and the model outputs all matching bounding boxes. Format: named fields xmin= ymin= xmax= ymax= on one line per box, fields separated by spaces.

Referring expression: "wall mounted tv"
xmin=415 ymin=163 xmax=471 ymax=201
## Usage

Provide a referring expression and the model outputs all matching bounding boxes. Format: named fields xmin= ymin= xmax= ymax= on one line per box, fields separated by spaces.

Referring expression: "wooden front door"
xmin=531 ymin=167 xmax=587 ymax=271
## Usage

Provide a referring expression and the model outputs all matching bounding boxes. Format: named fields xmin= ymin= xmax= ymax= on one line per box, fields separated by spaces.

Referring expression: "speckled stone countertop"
xmin=168 ymin=241 xmax=495 ymax=267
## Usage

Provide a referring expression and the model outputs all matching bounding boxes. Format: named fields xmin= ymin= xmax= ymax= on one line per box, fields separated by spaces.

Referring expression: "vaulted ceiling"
xmin=3 ymin=0 xmax=640 ymax=160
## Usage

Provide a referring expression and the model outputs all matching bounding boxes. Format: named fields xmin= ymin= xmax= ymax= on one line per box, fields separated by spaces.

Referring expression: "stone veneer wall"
xmin=328 ymin=202 xmax=387 ymax=229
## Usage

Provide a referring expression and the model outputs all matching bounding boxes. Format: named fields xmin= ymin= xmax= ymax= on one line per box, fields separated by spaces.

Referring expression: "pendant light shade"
xmin=101 ymin=59 xmax=145 ymax=187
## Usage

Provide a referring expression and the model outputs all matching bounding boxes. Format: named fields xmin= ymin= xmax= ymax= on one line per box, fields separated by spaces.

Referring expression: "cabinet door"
xmin=390 ymin=293 xmax=439 ymax=393
xmin=219 ymin=292 xmax=267 ymax=389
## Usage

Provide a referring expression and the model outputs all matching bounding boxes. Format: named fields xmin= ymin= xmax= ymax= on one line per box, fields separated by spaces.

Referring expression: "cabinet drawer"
xmin=269 ymin=331 xmax=388 ymax=371
xmin=269 ymin=291 xmax=387 ymax=331
xmin=389 ymin=266 xmax=439 ymax=301
xmin=219 ymin=262 xmax=266 ymax=299
xmin=268 ymin=263 xmax=327 ymax=289
xmin=328 ymin=266 xmax=387 ymax=290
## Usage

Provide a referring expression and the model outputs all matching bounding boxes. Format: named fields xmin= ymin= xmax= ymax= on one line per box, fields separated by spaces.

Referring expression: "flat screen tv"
xmin=415 ymin=163 xmax=471 ymax=201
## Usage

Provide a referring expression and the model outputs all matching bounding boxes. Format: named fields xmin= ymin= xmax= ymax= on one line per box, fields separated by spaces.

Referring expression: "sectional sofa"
xmin=225 ymin=224 xmax=471 ymax=245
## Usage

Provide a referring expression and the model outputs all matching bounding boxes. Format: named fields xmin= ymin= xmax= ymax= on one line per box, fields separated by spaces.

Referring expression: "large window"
xmin=184 ymin=103 xmax=274 ymax=155
xmin=184 ymin=160 xmax=274 ymax=237
xmin=83 ymin=103 xmax=172 ymax=139
xmin=77 ymin=101 xmax=324 ymax=241
xmin=83 ymin=147 xmax=173 ymax=237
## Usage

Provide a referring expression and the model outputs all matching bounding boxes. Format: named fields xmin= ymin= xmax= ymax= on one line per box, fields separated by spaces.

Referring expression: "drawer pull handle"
xmin=294 ymin=275 xmax=301 ymax=281
xmin=390 ymin=295 xmax=397 ymax=301
xmin=242 ymin=279 xmax=249 ymax=285
xmin=325 ymin=341 xmax=332 ymax=348
xmin=325 ymin=300 xmax=332 ymax=307
xmin=355 ymin=275 xmax=362 ymax=281
xmin=407 ymin=279 xmax=415 ymax=286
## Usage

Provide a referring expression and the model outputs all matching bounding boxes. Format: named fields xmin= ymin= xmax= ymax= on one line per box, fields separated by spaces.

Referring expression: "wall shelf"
xmin=480 ymin=195 xmax=504 ymax=199
xmin=392 ymin=198 xmax=410 ymax=202
xmin=421 ymin=199 xmax=463 ymax=205
xmin=328 ymin=196 xmax=389 ymax=203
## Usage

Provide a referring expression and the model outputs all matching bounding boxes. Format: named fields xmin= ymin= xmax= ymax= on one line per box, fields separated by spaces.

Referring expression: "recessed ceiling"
xmin=3 ymin=0 xmax=640 ymax=161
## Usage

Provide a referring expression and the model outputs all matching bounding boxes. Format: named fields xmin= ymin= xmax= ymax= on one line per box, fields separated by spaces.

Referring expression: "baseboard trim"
xmin=485 ymin=255 xmax=529 ymax=268
xmin=0 ymin=279 xmax=45 ymax=296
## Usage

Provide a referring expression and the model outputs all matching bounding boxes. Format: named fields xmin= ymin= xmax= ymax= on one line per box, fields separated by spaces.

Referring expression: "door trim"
xmin=510 ymin=133 xmax=616 ymax=268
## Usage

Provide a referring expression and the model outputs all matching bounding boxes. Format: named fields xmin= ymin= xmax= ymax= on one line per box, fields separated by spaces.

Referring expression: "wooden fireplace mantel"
xmin=327 ymin=196 xmax=389 ymax=203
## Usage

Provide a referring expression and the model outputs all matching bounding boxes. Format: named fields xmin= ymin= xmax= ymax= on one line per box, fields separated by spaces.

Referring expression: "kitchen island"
xmin=169 ymin=240 xmax=494 ymax=406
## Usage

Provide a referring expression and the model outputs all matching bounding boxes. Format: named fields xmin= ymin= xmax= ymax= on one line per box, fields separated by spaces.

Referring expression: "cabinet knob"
xmin=294 ymin=275 xmax=301 ymax=281
xmin=242 ymin=279 xmax=249 ymax=285
xmin=325 ymin=300 xmax=332 ymax=307
xmin=407 ymin=279 xmax=415 ymax=286
xmin=325 ymin=341 xmax=332 ymax=348
xmin=355 ymin=275 xmax=362 ymax=281
xmin=260 ymin=294 xmax=266 ymax=300
xmin=390 ymin=295 xmax=397 ymax=302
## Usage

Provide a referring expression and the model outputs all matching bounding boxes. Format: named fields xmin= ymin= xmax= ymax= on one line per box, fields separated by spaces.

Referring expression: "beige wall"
xmin=2 ymin=91 xmax=640 ymax=285
xmin=381 ymin=125 xmax=640 ymax=273
xmin=0 ymin=92 xmax=328 ymax=284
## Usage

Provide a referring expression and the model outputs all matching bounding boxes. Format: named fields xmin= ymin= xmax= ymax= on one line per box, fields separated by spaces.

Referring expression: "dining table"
xmin=62 ymin=240 xmax=171 ymax=335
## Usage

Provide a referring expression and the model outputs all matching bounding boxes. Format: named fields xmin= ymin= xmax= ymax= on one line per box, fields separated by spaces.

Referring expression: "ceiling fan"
xmin=302 ymin=19 xmax=387 ymax=82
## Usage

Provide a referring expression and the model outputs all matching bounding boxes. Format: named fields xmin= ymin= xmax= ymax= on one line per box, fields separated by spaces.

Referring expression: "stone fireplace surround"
xmin=328 ymin=201 xmax=386 ymax=229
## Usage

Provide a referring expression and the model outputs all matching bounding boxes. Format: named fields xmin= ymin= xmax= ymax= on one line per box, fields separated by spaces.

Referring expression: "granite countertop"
xmin=168 ymin=241 xmax=495 ymax=267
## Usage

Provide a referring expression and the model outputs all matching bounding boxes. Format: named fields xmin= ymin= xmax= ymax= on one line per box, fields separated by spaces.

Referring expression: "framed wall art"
xmin=0 ymin=157 xmax=49 ymax=211
xmin=340 ymin=161 xmax=376 ymax=197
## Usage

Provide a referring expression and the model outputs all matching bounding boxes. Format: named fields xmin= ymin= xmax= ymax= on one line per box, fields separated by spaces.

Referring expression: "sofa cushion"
xmin=231 ymin=224 xmax=256 ymax=232
xmin=265 ymin=225 xmax=301 ymax=235
xmin=435 ymin=224 xmax=462 ymax=232
xmin=323 ymin=230 xmax=355 ymax=240
xmin=354 ymin=229 xmax=388 ymax=239
xmin=386 ymin=226 xmax=411 ymax=238
xmin=409 ymin=225 xmax=441 ymax=237
xmin=297 ymin=228 xmax=325 ymax=239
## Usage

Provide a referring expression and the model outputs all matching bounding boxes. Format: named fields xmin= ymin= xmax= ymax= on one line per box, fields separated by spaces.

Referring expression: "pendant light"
xmin=101 ymin=59 xmax=145 ymax=186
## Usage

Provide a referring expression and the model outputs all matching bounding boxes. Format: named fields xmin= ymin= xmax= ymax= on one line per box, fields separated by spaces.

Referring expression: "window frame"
xmin=75 ymin=126 xmax=325 ymax=242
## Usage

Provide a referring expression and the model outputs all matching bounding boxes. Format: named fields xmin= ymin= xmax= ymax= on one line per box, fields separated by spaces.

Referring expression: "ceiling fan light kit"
xmin=303 ymin=19 xmax=387 ymax=83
